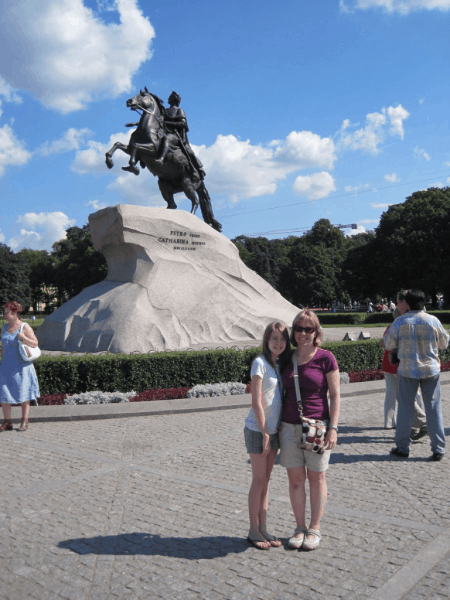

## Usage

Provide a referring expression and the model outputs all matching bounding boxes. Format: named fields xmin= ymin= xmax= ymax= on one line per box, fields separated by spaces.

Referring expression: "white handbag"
xmin=18 ymin=323 xmax=41 ymax=362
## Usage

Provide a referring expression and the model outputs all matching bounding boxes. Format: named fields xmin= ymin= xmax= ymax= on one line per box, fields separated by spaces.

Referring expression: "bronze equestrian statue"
xmin=105 ymin=89 xmax=222 ymax=232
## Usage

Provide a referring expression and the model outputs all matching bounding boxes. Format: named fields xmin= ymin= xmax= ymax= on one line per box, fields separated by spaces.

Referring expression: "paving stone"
xmin=1 ymin=383 xmax=450 ymax=599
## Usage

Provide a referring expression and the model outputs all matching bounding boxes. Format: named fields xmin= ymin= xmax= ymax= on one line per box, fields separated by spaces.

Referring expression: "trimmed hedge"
xmin=429 ymin=311 xmax=450 ymax=324
xmin=322 ymin=340 xmax=384 ymax=372
xmin=31 ymin=338 xmax=450 ymax=395
xmin=314 ymin=313 xmax=366 ymax=325
xmin=34 ymin=348 xmax=261 ymax=395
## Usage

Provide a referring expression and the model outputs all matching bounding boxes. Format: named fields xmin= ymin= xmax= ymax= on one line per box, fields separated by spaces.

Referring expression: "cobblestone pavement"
xmin=2 ymin=384 xmax=450 ymax=600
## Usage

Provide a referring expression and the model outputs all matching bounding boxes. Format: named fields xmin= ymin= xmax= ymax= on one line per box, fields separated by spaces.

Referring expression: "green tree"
xmin=17 ymin=249 xmax=55 ymax=313
xmin=232 ymin=235 xmax=294 ymax=297
xmin=341 ymin=231 xmax=377 ymax=302
xmin=51 ymin=225 xmax=107 ymax=303
xmin=286 ymin=220 xmax=347 ymax=306
xmin=372 ymin=187 xmax=450 ymax=306
xmin=0 ymin=244 xmax=32 ymax=309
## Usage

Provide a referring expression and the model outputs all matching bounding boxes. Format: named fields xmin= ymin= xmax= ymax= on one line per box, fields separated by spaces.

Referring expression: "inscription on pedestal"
xmin=158 ymin=230 xmax=207 ymax=251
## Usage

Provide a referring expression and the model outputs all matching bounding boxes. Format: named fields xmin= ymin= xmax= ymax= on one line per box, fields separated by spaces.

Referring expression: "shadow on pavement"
xmin=331 ymin=452 xmax=433 ymax=463
xmin=59 ymin=533 xmax=248 ymax=558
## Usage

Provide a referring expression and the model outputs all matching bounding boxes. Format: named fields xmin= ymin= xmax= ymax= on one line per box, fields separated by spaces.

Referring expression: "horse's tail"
xmin=198 ymin=184 xmax=222 ymax=233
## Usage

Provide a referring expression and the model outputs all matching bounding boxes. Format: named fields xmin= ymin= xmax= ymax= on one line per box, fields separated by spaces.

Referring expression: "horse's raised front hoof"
xmin=122 ymin=165 xmax=140 ymax=176
xmin=105 ymin=157 xmax=113 ymax=169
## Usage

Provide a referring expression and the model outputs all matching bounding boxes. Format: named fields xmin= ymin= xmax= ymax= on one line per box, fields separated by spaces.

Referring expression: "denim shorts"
xmin=244 ymin=427 xmax=280 ymax=454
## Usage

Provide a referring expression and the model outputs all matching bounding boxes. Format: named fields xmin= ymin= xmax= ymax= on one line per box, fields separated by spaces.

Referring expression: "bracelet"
xmin=329 ymin=425 xmax=338 ymax=432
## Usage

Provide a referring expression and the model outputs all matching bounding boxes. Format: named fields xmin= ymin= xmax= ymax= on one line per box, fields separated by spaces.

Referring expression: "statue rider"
xmin=122 ymin=91 xmax=205 ymax=179
xmin=155 ymin=91 xmax=206 ymax=179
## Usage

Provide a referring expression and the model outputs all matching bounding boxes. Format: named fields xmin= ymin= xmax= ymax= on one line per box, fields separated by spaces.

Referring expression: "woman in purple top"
xmin=280 ymin=309 xmax=340 ymax=551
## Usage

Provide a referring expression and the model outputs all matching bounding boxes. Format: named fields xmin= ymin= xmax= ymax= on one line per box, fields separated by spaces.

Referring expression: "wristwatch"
xmin=329 ymin=425 xmax=338 ymax=432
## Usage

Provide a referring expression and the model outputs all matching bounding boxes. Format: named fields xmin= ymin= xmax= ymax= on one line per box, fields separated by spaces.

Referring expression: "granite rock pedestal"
xmin=37 ymin=205 xmax=298 ymax=353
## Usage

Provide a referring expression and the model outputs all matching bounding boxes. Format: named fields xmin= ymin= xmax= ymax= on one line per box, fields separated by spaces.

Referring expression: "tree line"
xmin=0 ymin=225 xmax=107 ymax=313
xmin=1 ymin=187 xmax=449 ymax=313
xmin=232 ymin=187 xmax=450 ymax=308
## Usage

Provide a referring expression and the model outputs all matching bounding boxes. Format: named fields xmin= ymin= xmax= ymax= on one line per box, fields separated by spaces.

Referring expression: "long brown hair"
xmin=261 ymin=321 xmax=291 ymax=370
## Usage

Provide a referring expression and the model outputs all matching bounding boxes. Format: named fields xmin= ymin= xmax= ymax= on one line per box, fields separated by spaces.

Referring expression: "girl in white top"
xmin=244 ymin=322 xmax=291 ymax=550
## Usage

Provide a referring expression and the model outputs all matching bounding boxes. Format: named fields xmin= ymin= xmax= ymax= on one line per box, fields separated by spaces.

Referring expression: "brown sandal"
xmin=18 ymin=420 xmax=28 ymax=431
xmin=0 ymin=420 xmax=13 ymax=431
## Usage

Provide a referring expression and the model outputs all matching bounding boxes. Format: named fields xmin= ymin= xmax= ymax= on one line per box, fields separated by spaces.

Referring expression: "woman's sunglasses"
xmin=293 ymin=325 xmax=315 ymax=334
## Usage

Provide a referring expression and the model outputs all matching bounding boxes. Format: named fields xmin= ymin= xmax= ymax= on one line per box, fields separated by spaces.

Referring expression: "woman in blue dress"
xmin=0 ymin=301 xmax=40 ymax=431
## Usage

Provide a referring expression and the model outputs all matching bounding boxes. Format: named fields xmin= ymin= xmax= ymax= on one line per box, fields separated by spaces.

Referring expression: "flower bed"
xmin=348 ymin=369 xmax=384 ymax=383
xmin=129 ymin=387 xmax=192 ymax=402
xmin=34 ymin=364 xmax=450 ymax=405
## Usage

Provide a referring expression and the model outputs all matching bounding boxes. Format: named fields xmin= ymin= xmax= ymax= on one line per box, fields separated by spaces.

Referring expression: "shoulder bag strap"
xmin=292 ymin=351 xmax=303 ymax=419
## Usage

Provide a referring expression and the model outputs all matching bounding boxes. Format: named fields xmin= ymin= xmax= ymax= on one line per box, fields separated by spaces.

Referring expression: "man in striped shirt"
xmin=384 ymin=289 xmax=449 ymax=461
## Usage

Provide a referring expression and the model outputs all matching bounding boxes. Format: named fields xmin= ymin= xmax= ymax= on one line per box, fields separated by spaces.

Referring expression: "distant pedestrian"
xmin=279 ymin=309 xmax=340 ymax=551
xmin=379 ymin=306 xmax=427 ymax=436
xmin=244 ymin=322 xmax=291 ymax=549
xmin=0 ymin=301 xmax=40 ymax=431
xmin=385 ymin=289 xmax=449 ymax=461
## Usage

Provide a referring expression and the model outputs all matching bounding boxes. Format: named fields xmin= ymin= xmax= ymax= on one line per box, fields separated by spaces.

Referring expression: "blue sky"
xmin=0 ymin=0 xmax=449 ymax=251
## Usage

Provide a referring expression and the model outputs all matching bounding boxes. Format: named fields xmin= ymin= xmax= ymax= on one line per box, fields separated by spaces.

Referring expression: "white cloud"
xmin=384 ymin=173 xmax=398 ymax=182
xmin=337 ymin=105 xmax=409 ymax=154
xmin=0 ymin=0 xmax=155 ymax=113
xmin=0 ymin=230 xmax=5 ymax=243
xmin=346 ymin=225 xmax=367 ymax=236
xmin=359 ymin=218 xmax=380 ymax=225
xmin=445 ymin=162 xmax=450 ymax=167
xmin=344 ymin=183 xmax=370 ymax=192
xmin=419 ymin=98 xmax=425 ymax=106
xmin=74 ymin=128 xmax=337 ymax=205
xmin=37 ymin=128 xmax=92 ymax=156
xmin=86 ymin=200 xmax=108 ymax=211
xmin=0 ymin=75 xmax=22 ymax=117
xmin=414 ymin=147 xmax=431 ymax=161
xmin=195 ymin=135 xmax=293 ymax=202
xmin=371 ymin=202 xmax=394 ymax=208
xmin=0 ymin=124 xmax=32 ymax=176
xmin=447 ymin=177 xmax=450 ymax=185
xmin=340 ymin=0 xmax=450 ymax=14
xmin=197 ymin=133 xmax=335 ymax=203
xmin=72 ymin=132 xmax=130 ymax=173
xmin=273 ymin=131 xmax=336 ymax=169
xmin=292 ymin=172 xmax=336 ymax=201
xmin=72 ymin=130 xmax=165 ymax=206
xmin=8 ymin=211 xmax=76 ymax=251
xmin=0 ymin=76 xmax=22 ymax=104
xmin=387 ymin=105 xmax=409 ymax=138
xmin=108 ymin=170 xmax=164 ymax=206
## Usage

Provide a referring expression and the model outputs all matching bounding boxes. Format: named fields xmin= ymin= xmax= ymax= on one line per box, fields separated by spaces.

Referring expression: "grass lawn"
xmin=0 ymin=317 xmax=46 ymax=329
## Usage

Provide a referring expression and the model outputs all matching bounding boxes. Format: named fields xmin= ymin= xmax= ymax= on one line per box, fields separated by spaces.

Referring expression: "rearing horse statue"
xmin=105 ymin=89 xmax=222 ymax=232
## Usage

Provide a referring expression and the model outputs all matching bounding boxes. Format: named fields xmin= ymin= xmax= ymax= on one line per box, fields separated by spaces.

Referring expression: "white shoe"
xmin=288 ymin=526 xmax=306 ymax=549
xmin=302 ymin=528 xmax=321 ymax=551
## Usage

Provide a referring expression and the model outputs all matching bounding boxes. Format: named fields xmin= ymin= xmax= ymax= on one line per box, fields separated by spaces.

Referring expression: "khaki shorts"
xmin=279 ymin=422 xmax=331 ymax=472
